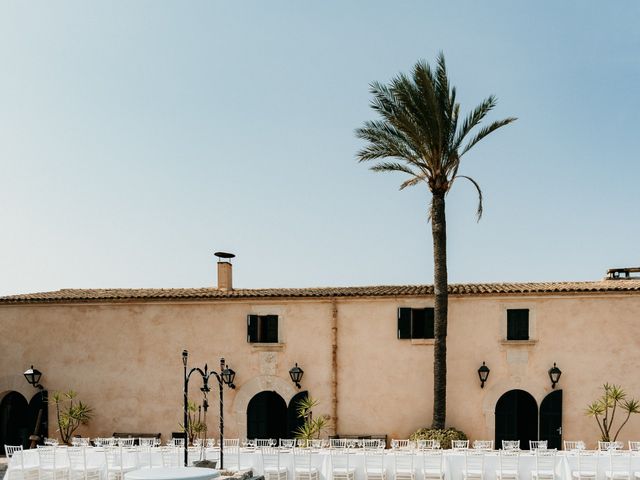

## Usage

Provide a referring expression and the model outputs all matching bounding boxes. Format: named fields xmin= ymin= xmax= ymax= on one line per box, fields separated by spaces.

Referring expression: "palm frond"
xmin=453 ymin=96 xmax=497 ymax=151
xmin=453 ymin=175 xmax=483 ymax=220
xmin=460 ymin=117 xmax=517 ymax=157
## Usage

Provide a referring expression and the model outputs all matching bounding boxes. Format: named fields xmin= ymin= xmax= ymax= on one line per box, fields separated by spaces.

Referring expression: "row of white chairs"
xmin=259 ymin=447 xmax=564 ymax=480
xmin=4 ymin=445 xmax=207 ymax=480
xmin=564 ymin=441 xmax=640 ymax=452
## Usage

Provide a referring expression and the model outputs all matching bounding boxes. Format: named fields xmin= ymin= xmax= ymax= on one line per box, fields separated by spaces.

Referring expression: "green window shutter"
xmin=398 ymin=308 xmax=412 ymax=339
xmin=425 ymin=308 xmax=435 ymax=339
xmin=247 ymin=314 xmax=258 ymax=342
xmin=265 ymin=315 xmax=279 ymax=343
xmin=507 ymin=309 xmax=529 ymax=340
xmin=412 ymin=308 xmax=427 ymax=339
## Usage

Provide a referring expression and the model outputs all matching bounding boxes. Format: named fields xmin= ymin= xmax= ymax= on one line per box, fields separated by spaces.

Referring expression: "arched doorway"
xmin=287 ymin=391 xmax=308 ymax=438
xmin=540 ymin=390 xmax=562 ymax=449
xmin=247 ymin=391 xmax=287 ymax=440
xmin=0 ymin=391 xmax=30 ymax=454
xmin=495 ymin=389 xmax=537 ymax=449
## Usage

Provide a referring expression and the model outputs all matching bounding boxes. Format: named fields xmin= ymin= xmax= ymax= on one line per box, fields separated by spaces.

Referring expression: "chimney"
xmin=606 ymin=267 xmax=640 ymax=280
xmin=215 ymin=252 xmax=235 ymax=290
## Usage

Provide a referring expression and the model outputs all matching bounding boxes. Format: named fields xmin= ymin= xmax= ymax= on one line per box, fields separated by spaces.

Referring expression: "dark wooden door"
xmin=540 ymin=390 xmax=562 ymax=449
xmin=0 ymin=391 xmax=30 ymax=453
xmin=287 ymin=391 xmax=308 ymax=438
xmin=495 ymin=389 xmax=538 ymax=449
xmin=246 ymin=391 xmax=287 ymax=440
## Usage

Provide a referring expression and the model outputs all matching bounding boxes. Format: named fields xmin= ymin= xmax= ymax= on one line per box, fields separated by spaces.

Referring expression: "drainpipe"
xmin=331 ymin=298 xmax=338 ymax=435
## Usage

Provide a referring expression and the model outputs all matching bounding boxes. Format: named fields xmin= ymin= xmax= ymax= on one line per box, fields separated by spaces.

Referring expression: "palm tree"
xmin=355 ymin=53 xmax=516 ymax=429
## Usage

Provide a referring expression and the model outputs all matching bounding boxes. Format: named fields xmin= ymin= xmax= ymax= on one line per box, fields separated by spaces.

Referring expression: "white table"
xmin=125 ymin=467 xmax=219 ymax=480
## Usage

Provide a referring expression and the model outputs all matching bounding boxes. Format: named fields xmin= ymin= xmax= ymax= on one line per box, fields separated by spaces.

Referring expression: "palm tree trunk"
xmin=431 ymin=191 xmax=448 ymax=429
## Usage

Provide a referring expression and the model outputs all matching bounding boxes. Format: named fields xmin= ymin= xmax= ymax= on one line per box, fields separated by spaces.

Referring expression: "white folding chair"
xmin=257 ymin=439 xmax=276 ymax=447
xmin=564 ymin=441 xmax=586 ymax=451
xmin=391 ymin=439 xmax=411 ymax=451
xmin=600 ymin=442 xmax=624 ymax=451
xmin=261 ymin=446 xmax=288 ymax=480
xmin=225 ymin=439 xmax=250 ymax=472
xmin=6 ymin=446 xmax=39 ymax=480
xmin=606 ymin=450 xmax=631 ymax=480
xmin=170 ymin=438 xmax=185 ymax=447
xmin=452 ymin=440 xmax=469 ymax=450
xmin=330 ymin=439 xmax=347 ymax=449
xmin=417 ymin=440 xmax=441 ymax=450
xmin=364 ymin=448 xmax=386 ymax=480
xmin=138 ymin=438 xmax=155 ymax=447
xmin=294 ymin=447 xmax=319 ymax=480
xmin=38 ymin=446 xmax=69 ymax=480
xmin=117 ymin=438 xmax=135 ymax=447
xmin=628 ymin=442 xmax=640 ymax=452
xmin=463 ymin=449 xmax=485 ymax=480
xmin=502 ymin=440 xmax=520 ymax=451
xmin=160 ymin=446 xmax=180 ymax=467
xmin=421 ymin=449 xmax=445 ymax=480
xmin=473 ymin=440 xmax=494 ymax=451
xmin=280 ymin=439 xmax=295 ymax=449
xmin=571 ymin=450 xmax=598 ymax=480
xmin=363 ymin=439 xmax=383 ymax=450
xmin=530 ymin=441 xmax=548 ymax=451
xmin=496 ymin=450 xmax=519 ymax=480
xmin=68 ymin=447 xmax=101 ymax=480
xmin=330 ymin=448 xmax=355 ymax=480
xmin=105 ymin=445 xmax=137 ymax=480
xmin=394 ymin=449 xmax=415 ymax=480
xmin=532 ymin=448 xmax=556 ymax=480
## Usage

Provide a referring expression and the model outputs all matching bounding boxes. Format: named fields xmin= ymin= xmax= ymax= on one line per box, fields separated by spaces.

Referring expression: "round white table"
xmin=125 ymin=467 xmax=220 ymax=480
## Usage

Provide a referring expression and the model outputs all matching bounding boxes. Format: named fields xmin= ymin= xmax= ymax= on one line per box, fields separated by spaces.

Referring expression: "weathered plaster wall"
xmin=1 ymin=292 xmax=640 ymax=447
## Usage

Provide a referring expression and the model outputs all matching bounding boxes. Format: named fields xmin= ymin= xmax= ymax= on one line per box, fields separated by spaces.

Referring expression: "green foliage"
xmin=585 ymin=383 xmax=640 ymax=442
xmin=409 ymin=427 xmax=467 ymax=449
xmin=51 ymin=390 xmax=93 ymax=445
xmin=293 ymin=395 xmax=330 ymax=441
xmin=179 ymin=400 xmax=207 ymax=445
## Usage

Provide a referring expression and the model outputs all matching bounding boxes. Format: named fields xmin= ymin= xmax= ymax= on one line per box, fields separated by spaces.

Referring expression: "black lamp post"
xmin=182 ymin=350 xmax=236 ymax=468
xmin=548 ymin=362 xmax=562 ymax=389
xmin=289 ymin=363 xmax=304 ymax=389
xmin=23 ymin=366 xmax=46 ymax=448
xmin=478 ymin=362 xmax=490 ymax=388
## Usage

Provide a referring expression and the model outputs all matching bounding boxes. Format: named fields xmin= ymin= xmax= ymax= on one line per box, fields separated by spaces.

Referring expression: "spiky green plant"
xmin=586 ymin=383 xmax=640 ymax=441
xmin=293 ymin=395 xmax=330 ymax=441
xmin=51 ymin=390 xmax=93 ymax=445
xmin=179 ymin=400 xmax=207 ymax=445
xmin=355 ymin=52 xmax=516 ymax=428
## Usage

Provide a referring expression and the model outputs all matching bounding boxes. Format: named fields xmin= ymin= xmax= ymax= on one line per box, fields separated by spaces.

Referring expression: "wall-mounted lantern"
xmin=478 ymin=362 xmax=490 ymax=388
xmin=548 ymin=362 xmax=562 ymax=389
xmin=24 ymin=365 xmax=44 ymax=390
xmin=289 ymin=363 xmax=304 ymax=389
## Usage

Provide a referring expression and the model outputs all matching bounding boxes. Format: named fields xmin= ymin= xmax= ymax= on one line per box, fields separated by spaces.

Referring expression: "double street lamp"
xmin=182 ymin=350 xmax=236 ymax=468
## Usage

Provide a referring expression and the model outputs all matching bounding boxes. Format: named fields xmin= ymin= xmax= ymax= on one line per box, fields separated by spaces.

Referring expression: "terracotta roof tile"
xmin=1 ymin=280 xmax=640 ymax=304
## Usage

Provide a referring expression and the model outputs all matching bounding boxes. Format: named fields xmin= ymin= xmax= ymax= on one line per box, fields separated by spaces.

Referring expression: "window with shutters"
xmin=506 ymin=309 xmax=529 ymax=340
xmin=247 ymin=314 xmax=279 ymax=343
xmin=397 ymin=307 xmax=434 ymax=339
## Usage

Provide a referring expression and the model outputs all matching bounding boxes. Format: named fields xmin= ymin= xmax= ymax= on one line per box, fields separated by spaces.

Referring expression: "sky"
xmin=0 ymin=1 xmax=639 ymax=295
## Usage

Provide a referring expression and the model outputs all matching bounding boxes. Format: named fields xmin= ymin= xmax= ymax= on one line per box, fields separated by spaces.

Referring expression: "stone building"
xmin=1 ymin=259 xmax=640 ymax=452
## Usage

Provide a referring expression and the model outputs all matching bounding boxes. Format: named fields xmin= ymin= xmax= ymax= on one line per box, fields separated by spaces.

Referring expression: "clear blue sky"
xmin=1 ymin=1 xmax=638 ymax=295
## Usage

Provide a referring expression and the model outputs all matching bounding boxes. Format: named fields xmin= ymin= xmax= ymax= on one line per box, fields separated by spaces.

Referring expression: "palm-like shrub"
xmin=51 ymin=390 xmax=93 ymax=445
xmin=586 ymin=383 xmax=640 ymax=441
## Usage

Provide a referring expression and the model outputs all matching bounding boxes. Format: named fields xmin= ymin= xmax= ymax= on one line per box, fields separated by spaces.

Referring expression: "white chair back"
xmin=574 ymin=450 xmax=598 ymax=480
xmin=502 ymin=440 xmax=520 ymax=451
xmin=364 ymin=448 xmax=385 ymax=478
xmin=451 ymin=440 xmax=469 ymax=450
xmin=464 ymin=450 xmax=485 ymax=478
xmin=160 ymin=446 xmax=181 ymax=467
xmin=599 ymin=441 xmax=623 ymax=451
xmin=330 ymin=439 xmax=346 ymax=448
xmin=422 ymin=449 xmax=444 ymax=479
xmin=473 ymin=440 xmax=494 ymax=450
xmin=5 ymin=445 xmax=23 ymax=458
xmin=394 ymin=449 xmax=414 ymax=475
xmin=391 ymin=439 xmax=411 ymax=450
xmin=530 ymin=441 xmax=548 ymax=450
xmin=629 ymin=441 xmax=640 ymax=452
xmin=564 ymin=441 xmax=585 ymax=451
xmin=497 ymin=450 xmax=519 ymax=476
xmin=280 ymin=439 xmax=295 ymax=448
xmin=609 ymin=450 xmax=631 ymax=479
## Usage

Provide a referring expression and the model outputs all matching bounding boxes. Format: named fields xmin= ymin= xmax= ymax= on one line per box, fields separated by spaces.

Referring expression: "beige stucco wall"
xmin=1 ymin=291 xmax=640 ymax=447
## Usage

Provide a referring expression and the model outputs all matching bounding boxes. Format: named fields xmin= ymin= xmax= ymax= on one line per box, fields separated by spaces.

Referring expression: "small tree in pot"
xmin=51 ymin=390 xmax=93 ymax=445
